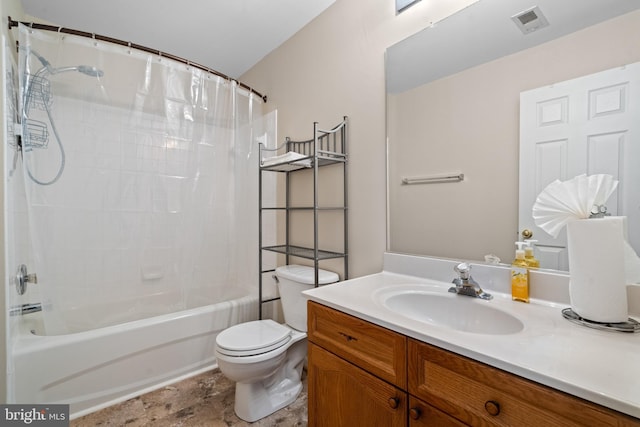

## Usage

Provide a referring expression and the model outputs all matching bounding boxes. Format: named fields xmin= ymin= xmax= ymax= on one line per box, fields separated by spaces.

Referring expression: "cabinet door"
xmin=409 ymin=339 xmax=640 ymax=427
xmin=409 ymin=396 xmax=467 ymax=427
xmin=308 ymin=343 xmax=406 ymax=427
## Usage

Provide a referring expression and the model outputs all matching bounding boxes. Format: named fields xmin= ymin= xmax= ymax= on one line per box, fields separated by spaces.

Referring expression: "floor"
xmin=70 ymin=369 xmax=308 ymax=427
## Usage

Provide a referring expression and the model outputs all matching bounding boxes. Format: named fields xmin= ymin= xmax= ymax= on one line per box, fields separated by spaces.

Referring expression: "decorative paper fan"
xmin=532 ymin=174 xmax=618 ymax=238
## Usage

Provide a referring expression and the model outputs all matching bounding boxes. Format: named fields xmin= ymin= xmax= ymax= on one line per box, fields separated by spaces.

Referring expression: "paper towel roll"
xmin=567 ymin=217 xmax=628 ymax=323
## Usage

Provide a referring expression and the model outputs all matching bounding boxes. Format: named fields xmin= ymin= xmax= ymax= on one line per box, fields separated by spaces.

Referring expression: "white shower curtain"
xmin=17 ymin=24 xmax=271 ymax=335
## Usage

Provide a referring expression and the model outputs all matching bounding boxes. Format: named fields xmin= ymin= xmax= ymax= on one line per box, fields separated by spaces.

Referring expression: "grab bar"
xmin=401 ymin=173 xmax=464 ymax=185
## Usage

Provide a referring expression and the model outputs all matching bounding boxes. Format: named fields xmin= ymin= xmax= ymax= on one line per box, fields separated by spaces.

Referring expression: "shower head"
xmin=77 ymin=65 xmax=104 ymax=78
xmin=49 ymin=65 xmax=104 ymax=78
xmin=29 ymin=50 xmax=104 ymax=78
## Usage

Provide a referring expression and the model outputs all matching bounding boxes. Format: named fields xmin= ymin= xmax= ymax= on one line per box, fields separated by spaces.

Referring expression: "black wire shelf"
xmin=261 ymin=244 xmax=346 ymax=260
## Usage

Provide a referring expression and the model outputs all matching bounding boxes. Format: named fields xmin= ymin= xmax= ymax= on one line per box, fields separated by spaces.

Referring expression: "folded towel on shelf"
xmin=261 ymin=151 xmax=311 ymax=168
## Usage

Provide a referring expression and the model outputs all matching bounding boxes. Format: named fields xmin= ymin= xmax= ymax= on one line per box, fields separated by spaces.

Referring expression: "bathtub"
xmin=11 ymin=291 xmax=259 ymax=419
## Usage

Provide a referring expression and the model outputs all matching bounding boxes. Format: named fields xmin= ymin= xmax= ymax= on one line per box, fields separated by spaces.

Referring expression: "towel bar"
xmin=401 ymin=173 xmax=464 ymax=185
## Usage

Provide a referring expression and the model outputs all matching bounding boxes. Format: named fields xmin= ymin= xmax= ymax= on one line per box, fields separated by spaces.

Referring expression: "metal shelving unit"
xmin=258 ymin=117 xmax=348 ymax=319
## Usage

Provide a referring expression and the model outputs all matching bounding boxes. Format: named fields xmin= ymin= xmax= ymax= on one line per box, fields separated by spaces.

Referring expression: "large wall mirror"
xmin=386 ymin=0 xmax=640 ymax=271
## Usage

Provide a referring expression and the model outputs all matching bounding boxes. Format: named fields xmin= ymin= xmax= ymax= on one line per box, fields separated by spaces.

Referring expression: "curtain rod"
xmin=8 ymin=16 xmax=267 ymax=103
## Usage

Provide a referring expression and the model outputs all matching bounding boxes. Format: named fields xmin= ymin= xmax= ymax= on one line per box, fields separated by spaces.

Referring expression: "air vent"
xmin=511 ymin=6 xmax=549 ymax=34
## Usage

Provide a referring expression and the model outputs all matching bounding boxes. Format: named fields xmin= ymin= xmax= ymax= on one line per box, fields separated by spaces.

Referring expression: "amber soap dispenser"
xmin=511 ymin=242 xmax=530 ymax=303
xmin=524 ymin=239 xmax=540 ymax=268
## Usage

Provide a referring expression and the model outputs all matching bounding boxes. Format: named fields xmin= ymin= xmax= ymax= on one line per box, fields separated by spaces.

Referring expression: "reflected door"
xmin=519 ymin=62 xmax=640 ymax=270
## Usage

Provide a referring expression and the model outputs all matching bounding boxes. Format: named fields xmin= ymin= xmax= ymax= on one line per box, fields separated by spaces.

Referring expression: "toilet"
xmin=214 ymin=264 xmax=339 ymax=422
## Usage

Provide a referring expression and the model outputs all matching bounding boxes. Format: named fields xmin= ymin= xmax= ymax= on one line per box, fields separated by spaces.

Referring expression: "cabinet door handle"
xmin=388 ymin=397 xmax=400 ymax=409
xmin=484 ymin=400 xmax=501 ymax=416
xmin=409 ymin=407 xmax=421 ymax=420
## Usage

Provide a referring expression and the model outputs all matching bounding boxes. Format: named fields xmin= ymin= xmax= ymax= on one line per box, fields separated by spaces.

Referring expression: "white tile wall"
xmin=18 ymin=93 xmax=262 ymax=322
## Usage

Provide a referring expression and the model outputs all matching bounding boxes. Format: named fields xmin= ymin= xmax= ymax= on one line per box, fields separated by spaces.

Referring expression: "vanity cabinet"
xmin=308 ymin=301 xmax=464 ymax=426
xmin=307 ymin=301 xmax=640 ymax=427
xmin=308 ymin=343 xmax=406 ymax=426
xmin=409 ymin=339 xmax=640 ymax=426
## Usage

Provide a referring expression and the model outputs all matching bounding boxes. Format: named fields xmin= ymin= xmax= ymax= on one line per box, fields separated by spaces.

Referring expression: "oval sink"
xmin=378 ymin=289 xmax=524 ymax=335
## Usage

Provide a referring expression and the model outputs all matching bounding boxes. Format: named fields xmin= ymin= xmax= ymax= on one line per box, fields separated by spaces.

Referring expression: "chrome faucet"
xmin=448 ymin=263 xmax=492 ymax=300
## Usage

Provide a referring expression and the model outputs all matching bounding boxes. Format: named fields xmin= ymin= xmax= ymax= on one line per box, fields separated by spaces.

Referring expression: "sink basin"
xmin=376 ymin=287 xmax=524 ymax=335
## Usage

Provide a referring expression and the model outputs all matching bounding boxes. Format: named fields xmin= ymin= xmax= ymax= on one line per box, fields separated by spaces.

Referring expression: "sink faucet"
xmin=449 ymin=263 xmax=492 ymax=300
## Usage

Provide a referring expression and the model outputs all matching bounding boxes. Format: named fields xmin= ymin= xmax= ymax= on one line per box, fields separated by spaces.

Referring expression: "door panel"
xmin=519 ymin=62 xmax=640 ymax=270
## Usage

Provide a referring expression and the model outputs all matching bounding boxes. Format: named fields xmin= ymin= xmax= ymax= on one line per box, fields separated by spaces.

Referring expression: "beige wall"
xmin=387 ymin=10 xmax=640 ymax=264
xmin=241 ymin=0 xmax=478 ymax=278
xmin=0 ymin=0 xmax=478 ymax=400
xmin=1 ymin=0 xmax=25 ymax=403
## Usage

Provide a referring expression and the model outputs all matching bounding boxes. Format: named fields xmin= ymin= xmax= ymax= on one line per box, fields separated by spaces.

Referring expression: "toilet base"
xmin=234 ymin=375 xmax=303 ymax=422
xmin=216 ymin=323 xmax=308 ymax=422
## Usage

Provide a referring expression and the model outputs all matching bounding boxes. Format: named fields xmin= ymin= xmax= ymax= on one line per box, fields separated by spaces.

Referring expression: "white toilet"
xmin=214 ymin=264 xmax=339 ymax=422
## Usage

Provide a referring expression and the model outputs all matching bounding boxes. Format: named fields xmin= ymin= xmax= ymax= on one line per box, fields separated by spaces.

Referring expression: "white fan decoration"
xmin=532 ymin=174 xmax=618 ymax=238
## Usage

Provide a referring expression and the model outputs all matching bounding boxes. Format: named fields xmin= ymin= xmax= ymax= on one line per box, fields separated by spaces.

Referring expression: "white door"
xmin=519 ymin=62 xmax=640 ymax=271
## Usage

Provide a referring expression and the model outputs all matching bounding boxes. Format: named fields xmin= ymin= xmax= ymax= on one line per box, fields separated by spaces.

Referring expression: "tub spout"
xmin=9 ymin=302 xmax=42 ymax=316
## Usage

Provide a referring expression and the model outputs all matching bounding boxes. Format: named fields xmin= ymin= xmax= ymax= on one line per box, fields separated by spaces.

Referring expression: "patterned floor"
xmin=70 ymin=369 xmax=308 ymax=426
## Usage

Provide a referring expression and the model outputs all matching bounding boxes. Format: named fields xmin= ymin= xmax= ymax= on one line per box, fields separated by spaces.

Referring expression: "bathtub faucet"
xmin=9 ymin=302 xmax=42 ymax=316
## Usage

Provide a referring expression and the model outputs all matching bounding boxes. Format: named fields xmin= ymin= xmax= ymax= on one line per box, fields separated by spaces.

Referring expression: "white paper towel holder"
xmin=562 ymin=308 xmax=640 ymax=333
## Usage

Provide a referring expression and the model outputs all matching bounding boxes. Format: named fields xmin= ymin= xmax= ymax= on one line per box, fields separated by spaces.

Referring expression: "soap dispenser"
xmin=511 ymin=242 xmax=530 ymax=303
xmin=523 ymin=239 xmax=540 ymax=268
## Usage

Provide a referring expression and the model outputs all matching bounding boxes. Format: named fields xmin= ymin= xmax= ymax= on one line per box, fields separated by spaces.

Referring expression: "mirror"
xmin=386 ymin=0 xmax=640 ymax=270
xmin=396 ymin=0 xmax=421 ymax=14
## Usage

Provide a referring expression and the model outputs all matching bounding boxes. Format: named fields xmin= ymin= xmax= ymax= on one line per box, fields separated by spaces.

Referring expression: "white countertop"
xmin=303 ymin=262 xmax=640 ymax=419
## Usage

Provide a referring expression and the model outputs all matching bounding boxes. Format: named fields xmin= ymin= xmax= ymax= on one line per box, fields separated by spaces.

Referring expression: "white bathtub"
xmin=12 ymin=292 xmax=259 ymax=419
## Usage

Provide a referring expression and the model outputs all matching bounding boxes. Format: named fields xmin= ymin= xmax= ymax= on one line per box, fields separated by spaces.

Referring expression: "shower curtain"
xmin=16 ymin=24 xmax=272 ymax=335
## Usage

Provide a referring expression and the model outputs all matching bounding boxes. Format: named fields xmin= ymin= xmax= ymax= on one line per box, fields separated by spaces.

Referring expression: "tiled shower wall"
xmin=24 ymin=95 xmax=257 ymax=325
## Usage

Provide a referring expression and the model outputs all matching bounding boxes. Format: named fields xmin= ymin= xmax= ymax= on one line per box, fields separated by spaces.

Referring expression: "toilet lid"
xmin=216 ymin=319 xmax=292 ymax=356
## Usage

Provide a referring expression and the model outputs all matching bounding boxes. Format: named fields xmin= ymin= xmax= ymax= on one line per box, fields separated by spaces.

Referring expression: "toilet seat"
xmin=216 ymin=319 xmax=292 ymax=357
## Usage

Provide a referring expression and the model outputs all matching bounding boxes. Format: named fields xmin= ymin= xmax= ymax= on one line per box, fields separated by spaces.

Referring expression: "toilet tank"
xmin=275 ymin=265 xmax=339 ymax=331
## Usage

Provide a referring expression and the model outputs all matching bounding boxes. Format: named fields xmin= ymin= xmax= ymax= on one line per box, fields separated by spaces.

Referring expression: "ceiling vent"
xmin=511 ymin=6 xmax=549 ymax=34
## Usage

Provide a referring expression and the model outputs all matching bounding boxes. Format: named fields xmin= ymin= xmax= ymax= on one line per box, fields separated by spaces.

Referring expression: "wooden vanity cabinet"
xmin=307 ymin=300 xmax=407 ymax=426
xmin=409 ymin=339 xmax=640 ymax=427
xmin=308 ymin=343 xmax=406 ymax=427
xmin=307 ymin=301 xmax=640 ymax=427
xmin=308 ymin=301 xmax=462 ymax=426
xmin=306 ymin=300 xmax=406 ymax=388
